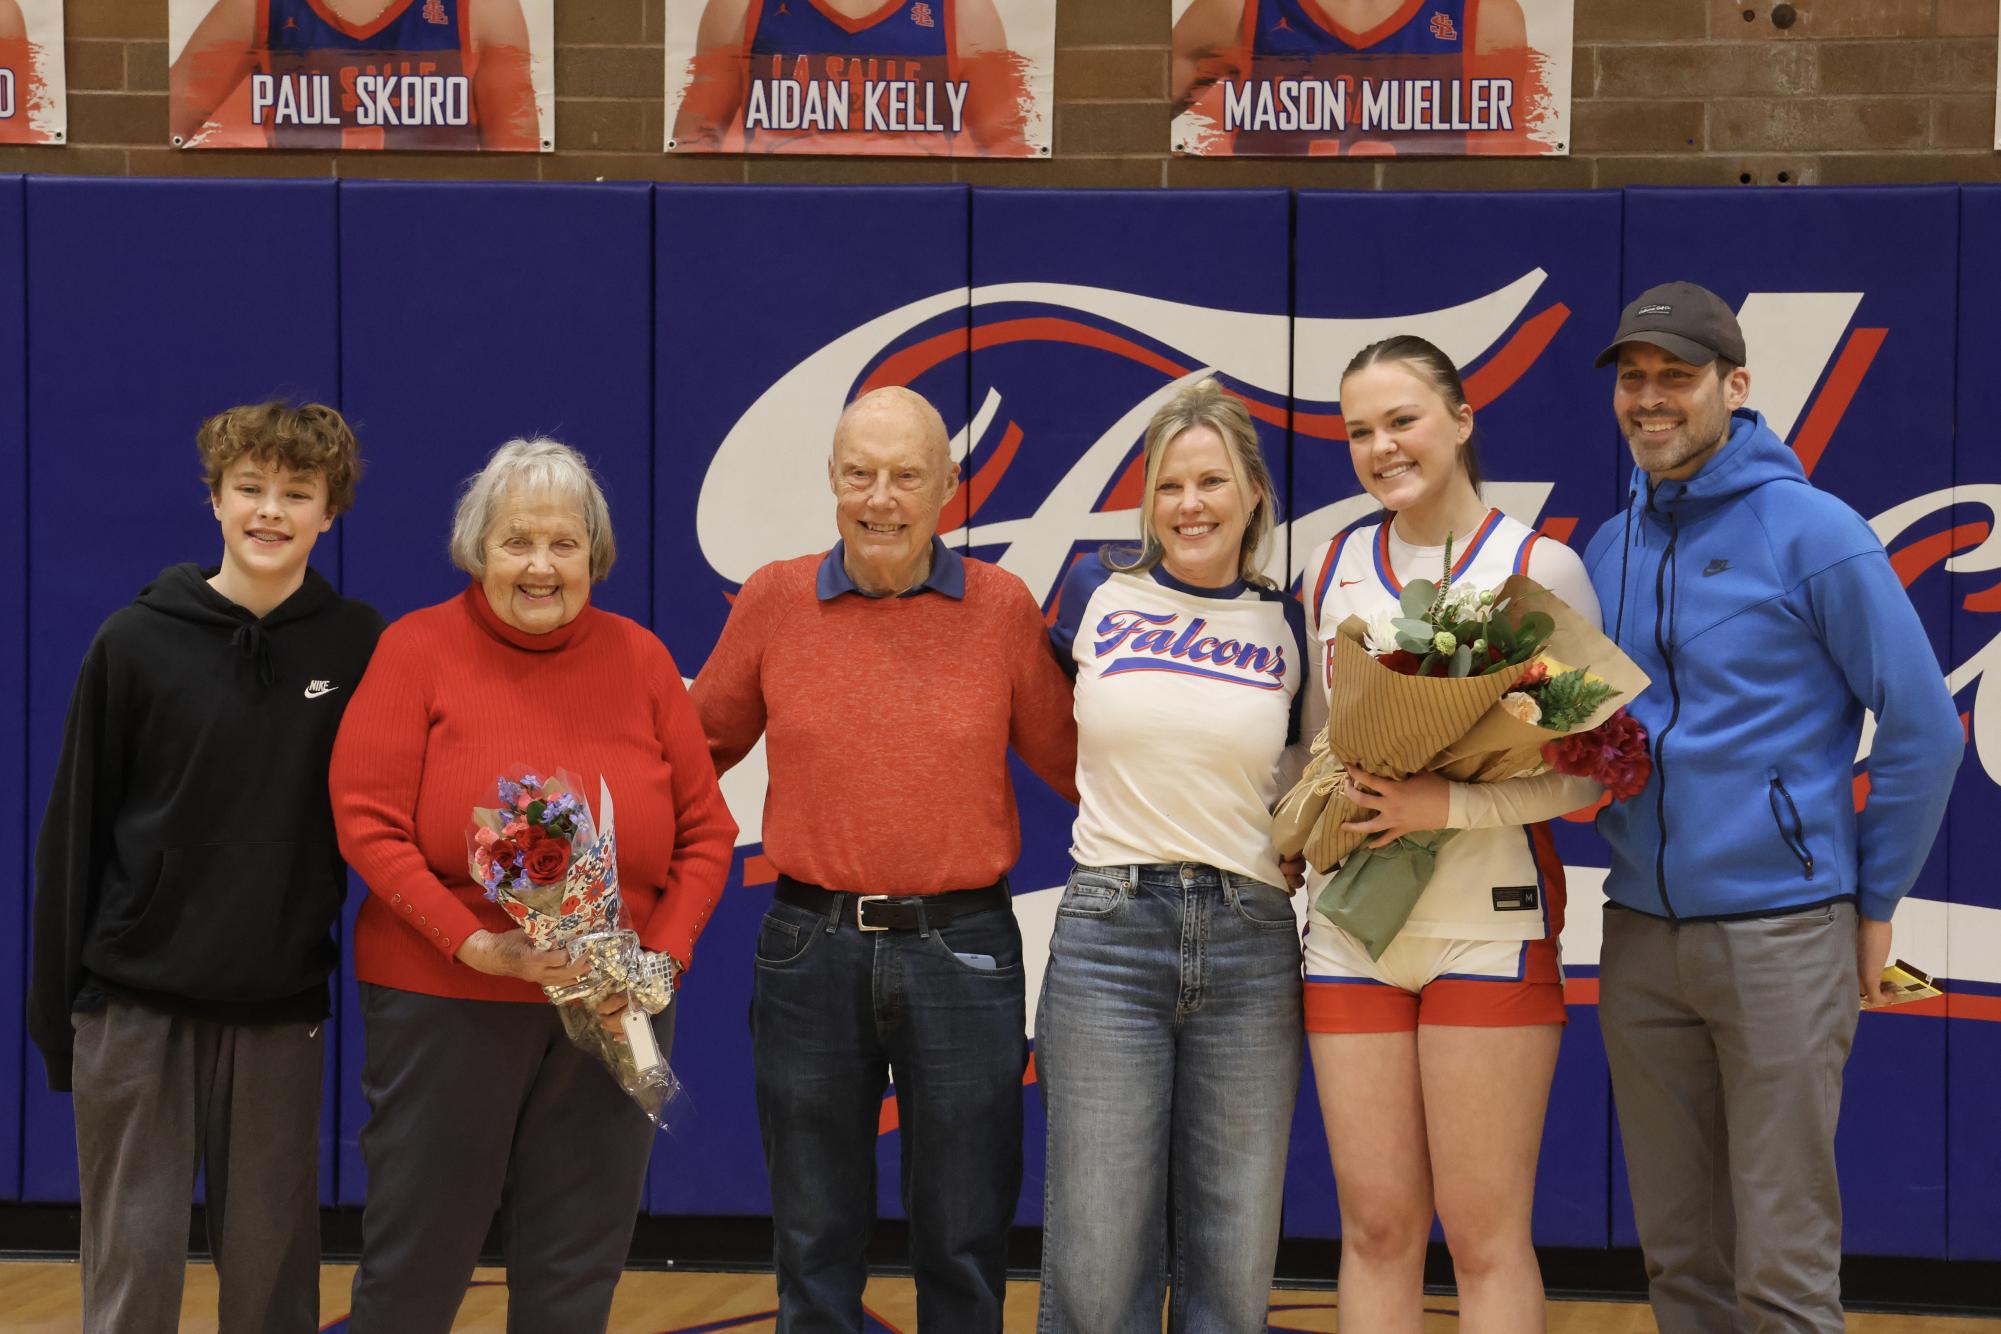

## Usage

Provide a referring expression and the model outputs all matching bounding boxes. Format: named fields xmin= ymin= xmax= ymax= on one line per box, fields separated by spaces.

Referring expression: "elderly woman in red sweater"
xmin=329 ymin=438 xmax=735 ymax=1334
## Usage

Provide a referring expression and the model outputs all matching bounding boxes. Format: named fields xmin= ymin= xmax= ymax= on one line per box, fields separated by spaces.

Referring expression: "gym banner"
xmin=168 ymin=0 xmax=555 ymax=152
xmin=664 ymin=0 xmax=1054 ymax=157
xmin=1172 ymin=0 xmax=1572 ymax=157
xmin=0 ymin=0 xmax=64 ymax=146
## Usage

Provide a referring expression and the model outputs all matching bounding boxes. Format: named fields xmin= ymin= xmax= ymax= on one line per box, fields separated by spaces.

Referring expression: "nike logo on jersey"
xmin=304 ymin=680 xmax=340 ymax=699
xmin=1093 ymin=610 xmax=1289 ymax=690
xmin=1339 ymin=577 xmax=1364 ymax=587
xmin=1703 ymin=558 xmax=1731 ymax=577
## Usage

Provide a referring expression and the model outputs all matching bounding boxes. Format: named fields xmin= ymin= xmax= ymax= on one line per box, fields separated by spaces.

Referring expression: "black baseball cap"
xmin=1594 ymin=281 xmax=1747 ymax=369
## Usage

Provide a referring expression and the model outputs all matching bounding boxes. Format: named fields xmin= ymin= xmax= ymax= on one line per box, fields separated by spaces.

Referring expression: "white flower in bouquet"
xmin=1498 ymin=690 xmax=1543 ymax=725
xmin=1364 ymin=609 xmax=1404 ymax=657
xmin=1446 ymin=582 xmax=1488 ymax=621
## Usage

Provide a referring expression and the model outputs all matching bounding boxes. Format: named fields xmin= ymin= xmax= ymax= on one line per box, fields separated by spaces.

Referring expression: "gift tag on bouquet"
xmin=620 ymin=1002 xmax=666 ymax=1073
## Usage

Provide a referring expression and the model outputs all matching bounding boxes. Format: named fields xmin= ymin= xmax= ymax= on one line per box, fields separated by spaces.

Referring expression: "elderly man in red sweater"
xmin=693 ymin=385 xmax=1077 ymax=1333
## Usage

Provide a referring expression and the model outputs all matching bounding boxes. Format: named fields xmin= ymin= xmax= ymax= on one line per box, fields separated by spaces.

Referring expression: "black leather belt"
xmin=774 ymin=875 xmax=1011 ymax=932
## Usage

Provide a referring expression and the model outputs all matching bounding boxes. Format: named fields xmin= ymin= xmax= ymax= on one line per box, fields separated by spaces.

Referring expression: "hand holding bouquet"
xmin=468 ymin=768 xmax=680 ymax=1126
xmin=1275 ymin=533 xmax=1653 ymax=957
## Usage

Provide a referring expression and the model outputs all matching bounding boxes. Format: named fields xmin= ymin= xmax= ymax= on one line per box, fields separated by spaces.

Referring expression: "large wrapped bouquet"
xmin=1275 ymin=537 xmax=1652 ymax=958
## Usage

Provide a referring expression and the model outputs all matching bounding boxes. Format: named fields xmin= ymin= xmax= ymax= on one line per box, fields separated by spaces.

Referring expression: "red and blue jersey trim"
xmin=1308 ymin=525 xmax=1359 ymax=636
xmin=1372 ymin=507 xmax=1505 ymax=597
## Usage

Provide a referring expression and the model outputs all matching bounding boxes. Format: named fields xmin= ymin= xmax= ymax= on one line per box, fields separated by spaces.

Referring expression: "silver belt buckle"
xmin=856 ymin=894 xmax=891 ymax=931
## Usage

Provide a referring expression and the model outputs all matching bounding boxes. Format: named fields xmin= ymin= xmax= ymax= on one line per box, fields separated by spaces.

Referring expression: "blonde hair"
xmin=449 ymin=438 xmax=617 ymax=582
xmin=1108 ymin=378 xmax=1277 ymax=588
xmin=197 ymin=401 xmax=363 ymax=514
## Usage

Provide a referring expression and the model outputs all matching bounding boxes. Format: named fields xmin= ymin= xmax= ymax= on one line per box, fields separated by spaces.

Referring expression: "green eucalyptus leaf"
xmin=1450 ymin=643 xmax=1472 ymax=677
xmin=1400 ymin=581 xmax=1435 ymax=619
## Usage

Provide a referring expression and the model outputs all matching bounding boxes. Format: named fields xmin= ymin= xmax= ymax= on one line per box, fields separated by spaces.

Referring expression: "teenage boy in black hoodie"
xmin=29 ymin=401 xmax=384 ymax=1334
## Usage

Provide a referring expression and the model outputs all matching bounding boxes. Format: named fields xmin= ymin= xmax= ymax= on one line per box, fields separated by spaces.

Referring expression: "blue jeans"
xmin=1037 ymin=863 xmax=1303 ymax=1334
xmin=751 ymin=887 xmax=1028 ymax=1334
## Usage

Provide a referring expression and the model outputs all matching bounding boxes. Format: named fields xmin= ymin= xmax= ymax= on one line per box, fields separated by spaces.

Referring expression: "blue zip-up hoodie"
xmin=1582 ymin=409 xmax=1961 ymax=922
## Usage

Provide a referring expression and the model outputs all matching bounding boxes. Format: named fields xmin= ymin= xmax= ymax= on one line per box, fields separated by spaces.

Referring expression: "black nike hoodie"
xmin=29 ymin=563 xmax=384 ymax=1091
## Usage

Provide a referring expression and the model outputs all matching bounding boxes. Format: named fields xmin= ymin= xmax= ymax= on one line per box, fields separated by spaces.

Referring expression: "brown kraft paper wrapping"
xmin=1278 ymin=625 xmax=1529 ymax=873
xmin=1273 ymin=576 xmax=1651 ymax=872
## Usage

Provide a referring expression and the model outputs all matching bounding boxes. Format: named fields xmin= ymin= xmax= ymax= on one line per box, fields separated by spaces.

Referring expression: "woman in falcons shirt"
xmin=1039 ymin=377 xmax=1309 ymax=1332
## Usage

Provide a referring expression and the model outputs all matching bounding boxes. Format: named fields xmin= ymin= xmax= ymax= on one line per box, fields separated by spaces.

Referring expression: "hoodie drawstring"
xmin=229 ymin=620 xmax=276 ymax=686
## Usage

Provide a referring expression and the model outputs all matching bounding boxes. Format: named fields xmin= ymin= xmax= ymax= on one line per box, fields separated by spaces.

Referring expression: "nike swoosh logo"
xmin=303 ymin=684 xmax=339 ymax=699
xmin=1338 ymin=578 xmax=1364 ymax=587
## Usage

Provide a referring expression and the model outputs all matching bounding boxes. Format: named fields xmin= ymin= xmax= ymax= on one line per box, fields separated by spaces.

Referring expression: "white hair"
xmin=448 ymin=438 xmax=617 ymax=582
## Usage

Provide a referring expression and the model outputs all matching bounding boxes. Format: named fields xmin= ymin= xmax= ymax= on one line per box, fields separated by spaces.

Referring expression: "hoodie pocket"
xmin=104 ymin=841 xmax=343 ymax=1001
xmin=1766 ymin=770 xmax=1815 ymax=880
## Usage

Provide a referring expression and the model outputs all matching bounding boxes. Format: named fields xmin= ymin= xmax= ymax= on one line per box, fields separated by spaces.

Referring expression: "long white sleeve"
xmin=1448 ymin=771 xmax=1602 ymax=829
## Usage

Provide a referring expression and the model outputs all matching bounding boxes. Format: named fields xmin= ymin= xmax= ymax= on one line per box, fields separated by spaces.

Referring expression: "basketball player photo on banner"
xmin=168 ymin=0 xmax=555 ymax=151
xmin=664 ymin=0 xmax=1054 ymax=157
xmin=1172 ymin=0 xmax=1572 ymax=156
xmin=0 ymin=0 xmax=65 ymax=146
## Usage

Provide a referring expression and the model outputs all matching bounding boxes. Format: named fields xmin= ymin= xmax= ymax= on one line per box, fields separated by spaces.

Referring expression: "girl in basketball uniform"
xmin=1297 ymin=336 xmax=1599 ymax=1332
xmin=1038 ymin=378 xmax=1308 ymax=1333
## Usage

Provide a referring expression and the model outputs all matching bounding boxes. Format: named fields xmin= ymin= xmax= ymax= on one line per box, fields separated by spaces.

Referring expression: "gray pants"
xmin=71 ymin=999 xmax=324 ymax=1334
xmin=1600 ymin=901 xmax=1860 ymax=1334
xmin=347 ymin=984 xmax=670 ymax=1334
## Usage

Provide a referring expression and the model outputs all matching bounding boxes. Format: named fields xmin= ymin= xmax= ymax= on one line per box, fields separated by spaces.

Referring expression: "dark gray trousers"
xmin=347 ymin=984 xmax=670 ymax=1334
xmin=71 ymin=999 xmax=324 ymax=1334
xmin=1600 ymin=901 xmax=1860 ymax=1334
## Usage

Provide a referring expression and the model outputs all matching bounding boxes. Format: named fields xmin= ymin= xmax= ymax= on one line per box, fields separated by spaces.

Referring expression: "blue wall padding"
xmin=21 ymin=177 xmax=341 ymax=1203
xmin=330 ymin=180 xmax=657 ymax=1204
xmin=1618 ymin=186 xmax=1959 ymax=1258
xmin=649 ymin=184 xmax=971 ymax=1219
xmin=0 ymin=175 xmax=26 ymax=1201
xmin=1950 ymin=185 xmax=2001 ymax=1262
xmin=2 ymin=179 xmax=1994 ymax=1265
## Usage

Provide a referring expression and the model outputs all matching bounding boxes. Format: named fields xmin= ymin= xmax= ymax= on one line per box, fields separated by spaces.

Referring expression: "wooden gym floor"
xmin=0 ymin=1263 xmax=1995 ymax=1332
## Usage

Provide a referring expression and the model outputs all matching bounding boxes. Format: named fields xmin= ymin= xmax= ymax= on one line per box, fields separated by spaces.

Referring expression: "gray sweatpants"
xmin=346 ymin=983 xmax=670 ymax=1334
xmin=71 ymin=999 xmax=325 ymax=1334
xmin=1600 ymin=901 xmax=1861 ymax=1334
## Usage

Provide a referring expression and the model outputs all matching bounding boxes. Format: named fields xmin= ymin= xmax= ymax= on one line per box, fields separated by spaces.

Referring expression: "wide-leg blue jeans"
xmin=1036 ymin=862 xmax=1303 ymax=1334
xmin=751 ymin=889 xmax=1028 ymax=1334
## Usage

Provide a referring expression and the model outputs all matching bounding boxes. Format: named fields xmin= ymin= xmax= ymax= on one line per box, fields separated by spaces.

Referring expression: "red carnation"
xmin=523 ymin=837 xmax=572 ymax=885
xmin=1541 ymin=708 xmax=1652 ymax=803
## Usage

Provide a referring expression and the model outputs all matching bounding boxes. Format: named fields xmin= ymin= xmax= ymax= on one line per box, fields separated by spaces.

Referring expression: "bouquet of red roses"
xmin=469 ymin=768 xmax=679 ymax=1126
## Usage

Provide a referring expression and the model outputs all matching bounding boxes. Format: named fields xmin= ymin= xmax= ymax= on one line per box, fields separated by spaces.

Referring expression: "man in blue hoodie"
xmin=1583 ymin=282 xmax=1962 ymax=1333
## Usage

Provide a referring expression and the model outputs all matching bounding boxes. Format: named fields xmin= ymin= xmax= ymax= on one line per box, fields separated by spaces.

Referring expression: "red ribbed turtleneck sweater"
xmin=330 ymin=584 xmax=736 ymax=1003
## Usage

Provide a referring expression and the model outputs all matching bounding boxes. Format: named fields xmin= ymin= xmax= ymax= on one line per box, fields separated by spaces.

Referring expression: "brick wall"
xmin=3 ymin=0 xmax=1997 ymax=187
